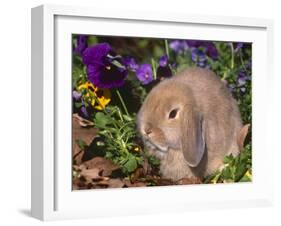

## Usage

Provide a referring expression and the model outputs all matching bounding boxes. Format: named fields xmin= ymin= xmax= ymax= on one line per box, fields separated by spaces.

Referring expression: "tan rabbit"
xmin=137 ymin=67 xmax=243 ymax=181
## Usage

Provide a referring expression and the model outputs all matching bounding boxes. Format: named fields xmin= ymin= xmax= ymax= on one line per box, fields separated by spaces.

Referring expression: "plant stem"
xmin=164 ymin=39 xmax=170 ymax=59
xmin=239 ymin=52 xmax=249 ymax=73
xmin=116 ymin=107 xmax=124 ymax=122
xmin=116 ymin=89 xmax=129 ymax=116
xmin=230 ymin=43 xmax=235 ymax=69
xmin=151 ymin=58 xmax=157 ymax=80
xmin=88 ymin=90 xmax=120 ymax=129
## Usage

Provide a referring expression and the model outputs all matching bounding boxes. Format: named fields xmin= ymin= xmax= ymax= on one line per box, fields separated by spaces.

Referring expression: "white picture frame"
xmin=31 ymin=4 xmax=274 ymax=221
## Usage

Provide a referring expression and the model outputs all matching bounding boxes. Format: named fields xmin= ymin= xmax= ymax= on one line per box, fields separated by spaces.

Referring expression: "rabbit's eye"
xmin=168 ymin=108 xmax=179 ymax=119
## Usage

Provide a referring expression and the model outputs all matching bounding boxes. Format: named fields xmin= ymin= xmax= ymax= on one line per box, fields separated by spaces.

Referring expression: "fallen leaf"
xmin=81 ymin=157 xmax=119 ymax=176
xmin=130 ymin=167 xmax=145 ymax=183
xmin=72 ymin=176 xmax=89 ymax=190
xmin=143 ymin=175 xmax=173 ymax=186
xmin=73 ymin=113 xmax=94 ymax=127
xmin=72 ymin=114 xmax=97 ymax=164
xmin=96 ymin=178 xmax=124 ymax=188
xmin=176 ymin=177 xmax=202 ymax=185
xmin=80 ymin=168 xmax=101 ymax=180
xmin=154 ymin=178 xmax=174 ymax=186
xmin=123 ymin=179 xmax=148 ymax=187
xmin=73 ymin=157 xmax=123 ymax=190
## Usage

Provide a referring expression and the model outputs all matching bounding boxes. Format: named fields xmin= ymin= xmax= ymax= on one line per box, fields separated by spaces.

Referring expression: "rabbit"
xmin=137 ymin=67 xmax=243 ymax=181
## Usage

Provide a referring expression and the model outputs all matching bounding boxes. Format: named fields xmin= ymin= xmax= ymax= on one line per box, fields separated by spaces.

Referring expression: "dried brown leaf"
xmin=81 ymin=157 xmax=119 ymax=177
xmin=80 ymin=168 xmax=101 ymax=181
xmin=73 ymin=113 xmax=94 ymax=127
xmin=96 ymin=178 xmax=125 ymax=188
xmin=130 ymin=168 xmax=145 ymax=183
xmin=72 ymin=114 xmax=97 ymax=164
xmin=72 ymin=177 xmax=88 ymax=190
xmin=123 ymin=179 xmax=148 ymax=187
xmin=176 ymin=177 xmax=202 ymax=185
xmin=154 ymin=178 xmax=174 ymax=186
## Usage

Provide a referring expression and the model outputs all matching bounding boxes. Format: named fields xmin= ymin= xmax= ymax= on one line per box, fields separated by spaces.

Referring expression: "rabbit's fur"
xmin=137 ymin=67 xmax=242 ymax=181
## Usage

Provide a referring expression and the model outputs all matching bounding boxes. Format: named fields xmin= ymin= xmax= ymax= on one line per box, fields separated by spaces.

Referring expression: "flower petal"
xmin=82 ymin=43 xmax=112 ymax=65
xmin=136 ymin=64 xmax=154 ymax=85
xmin=123 ymin=56 xmax=139 ymax=71
xmin=159 ymin=55 xmax=168 ymax=67
xmin=74 ymin=35 xmax=88 ymax=55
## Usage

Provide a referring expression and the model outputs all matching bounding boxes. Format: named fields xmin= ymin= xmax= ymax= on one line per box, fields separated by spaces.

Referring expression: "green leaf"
xmin=221 ymin=167 xmax=233 ymax=180
xmin=138 ymin=39 xmax=149 ymax=48
xmin=136 ymin=157 xmax=144 ymax=166
xmin=235 ymin=164 xmax=247 ymax=182
xmin=223 ymin=154 xmax=234 ymax=164
xmin=148 ymin=155 xmax=160 ymax=166
xmin=123 ymin=155 xmax=138 ymax=173
xmin=87 ymin=36 xmax=98 ymax=46
xmin=74 ymin=102 xmax=83 ymax=108
xmin=94 ymin=112 xmax=111 ymax=127
xmin=72 ymin=65 xmax=85 ymax=86
xmin=123 ymin=114 xmax=133 ymax=122
xmin=105 ymin=151 xmax=114 ymax=159
xmin=153 ymin=45 xmax=164 ymax=58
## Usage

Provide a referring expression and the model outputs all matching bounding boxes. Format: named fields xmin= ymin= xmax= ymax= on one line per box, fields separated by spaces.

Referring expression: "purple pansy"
xmin=229 ymin=71 xmax=251 ymax=94
xmin=82 ymin=43 xmax=128 ymax=89
xmin=73 ymin=96 xmax=90 ymax=118
xmin=123 ymin=56 xmax=139 ymax=71
xmin=186 ymin=40 xmax=204 ymax=48
xmin=72 ymin=90 xmax=82 ymax=101
xmin=186 ymin=40 xmax=218 ymax=60
xmin=159 ymin=55 xmax=168 ymax=67
xmin=136 ymin=64 xmax=154 ymax=85
xmin=234 ymin=43 xmax=244 ymax=52
xmin=191 ymin=48 xmax=207 ymax=68
xmin=227 ymin=71 xmax=251 ymax=95
xmin=238 ymin=75 xmax=247 ymax=86
xmin=82 ymin=43 xmax=112 ymax=65
xmin=237 ymin=71 xmax=251 ymax=86
xmin=157 ymin=55 xmax=172 ymax=78
xmin=205 ymin=42 xmax=219 ymax=59
xmin=80 ymin=105 xmax=89 ymax=118
xmin=74 ymin=35 xmax=88 ymax=55
xmin=169 ymin=40 xmax=188 ymax=53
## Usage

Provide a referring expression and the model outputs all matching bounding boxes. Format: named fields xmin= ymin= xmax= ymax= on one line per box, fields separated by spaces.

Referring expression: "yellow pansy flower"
xmin=77 ymin=81 xmax=111 ymax=110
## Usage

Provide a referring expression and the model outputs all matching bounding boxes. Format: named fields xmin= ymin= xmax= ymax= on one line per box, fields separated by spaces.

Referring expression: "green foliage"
xmin=204 ymin=144 xmax=252 ymax=183
xmin=210 ymin=42 xmax=252 ymax=125
xmin=147 ymin=154 xmax=161 ymax=167
xmin=92 ymin=106 xmax=143 ymax=175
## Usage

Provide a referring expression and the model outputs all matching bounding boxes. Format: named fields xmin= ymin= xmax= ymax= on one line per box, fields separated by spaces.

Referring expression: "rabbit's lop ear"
xmin=181 ymin=107 xmax=205 ymax=167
